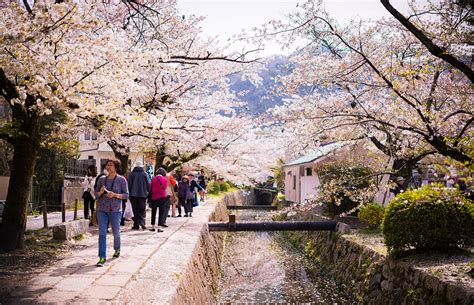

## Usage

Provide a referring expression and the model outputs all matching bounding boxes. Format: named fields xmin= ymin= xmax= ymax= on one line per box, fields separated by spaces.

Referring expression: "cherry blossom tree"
xmin=259 ymin=0 xmax=472 ymax=185
xmin=193 ymin=123 xmax=286 ymax=185
xmin=77 ymin=0 xmax=263 ymax=174
xmin=0 ymin=0 xmax=267 ymax=250
xmin=0 ymin=1 xmax=147 ymax=250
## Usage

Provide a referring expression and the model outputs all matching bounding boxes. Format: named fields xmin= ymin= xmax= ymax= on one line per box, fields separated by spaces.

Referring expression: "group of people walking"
xmin=81 ymin=159 xmax=207 ymax=267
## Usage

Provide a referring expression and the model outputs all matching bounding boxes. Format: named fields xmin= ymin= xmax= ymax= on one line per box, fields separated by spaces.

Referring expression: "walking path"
xmin=10 ymin=200 xmax=218 ymax=304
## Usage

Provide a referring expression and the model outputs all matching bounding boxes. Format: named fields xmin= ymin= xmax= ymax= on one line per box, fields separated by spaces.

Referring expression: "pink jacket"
xmin=150 ymin=175 xmax=168 ymax=200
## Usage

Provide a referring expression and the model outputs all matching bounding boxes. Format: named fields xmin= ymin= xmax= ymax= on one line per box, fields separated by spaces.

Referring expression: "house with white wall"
xmin=283 ymin=142 xmax=344 ymax=204
xmin=78 ymin=128 xmax=150 ymax=173
xmin=282 ymin=140 xmax=388 ymax=205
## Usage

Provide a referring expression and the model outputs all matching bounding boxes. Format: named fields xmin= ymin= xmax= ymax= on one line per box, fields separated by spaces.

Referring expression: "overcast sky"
xmin=176 ymin=0 xmax=413 ymax=56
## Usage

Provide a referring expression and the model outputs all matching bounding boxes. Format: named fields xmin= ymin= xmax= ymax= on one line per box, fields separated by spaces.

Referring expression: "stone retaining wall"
xmin=283 ymin=231 xmax=473 ymax=305
xmin=171 ymin=191 xmax=252 ymax=304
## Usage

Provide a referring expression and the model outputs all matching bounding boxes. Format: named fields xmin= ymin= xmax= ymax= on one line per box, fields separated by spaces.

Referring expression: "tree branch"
xmin=22 ymin=0 xmax=33 ymax=14
xmin=380 ymin=0 xmax=474 ymax=83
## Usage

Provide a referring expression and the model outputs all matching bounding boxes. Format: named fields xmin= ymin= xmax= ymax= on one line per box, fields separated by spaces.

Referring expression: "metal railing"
xmin=64 ymin=158 xmax=96 ymax=178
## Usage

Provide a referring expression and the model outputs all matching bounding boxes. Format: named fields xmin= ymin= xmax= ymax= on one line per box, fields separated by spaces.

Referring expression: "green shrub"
xmin=382 ymin=185 xmax=474 ymax=254
xmin=219 ymin=182 xmax=231 ymax=192
xmin=206 ymin=180 xmax=231 ymax=194
xmin=207 ymin=181 xmax=220 ymax=194
xmin=358 ymin=203 xmax=385 ymax=230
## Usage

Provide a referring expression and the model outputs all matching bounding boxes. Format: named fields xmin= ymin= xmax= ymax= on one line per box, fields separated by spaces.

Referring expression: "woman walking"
xmin=188 ymin=173 xmax=205 ymax=209
xmin=177 ymin=175 xmax=190 ymax=217
xmin=197 ymin=172 xmax=207 ymax=203
xmin=94 ymin=159 xmax=129 ymax=267
xmin=81 ymin=165 xmax=97 ymax=223
xmin=149 ymin=167 xmax=169 ymax=231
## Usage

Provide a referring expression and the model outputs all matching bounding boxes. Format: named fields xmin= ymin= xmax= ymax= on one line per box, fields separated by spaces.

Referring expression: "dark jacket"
xmin=128 ymin=167 xmax=151 ymax=198
xmin=190 ymin=179 xmax=204 ymax=192
xmin=178 ymin=180 xmax=190 ymax=199
xmin=197 ymin=174 xmax=206 ymax=189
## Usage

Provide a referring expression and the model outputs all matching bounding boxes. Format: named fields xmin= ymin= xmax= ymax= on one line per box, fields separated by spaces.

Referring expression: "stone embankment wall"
xmin=283 ymin=230 xmax=473 ymax=305
xmin=171 ymin=191 xmax=253 ymax=304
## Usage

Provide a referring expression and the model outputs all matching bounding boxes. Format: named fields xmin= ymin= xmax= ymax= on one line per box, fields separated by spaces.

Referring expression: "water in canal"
xmin=217 ymin=211 xmax=355 ymax=304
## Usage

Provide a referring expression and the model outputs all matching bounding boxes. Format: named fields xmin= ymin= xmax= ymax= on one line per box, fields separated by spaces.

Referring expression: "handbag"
xmin=124 ymin=200 xmax=134 ymax=219
xmin=82 ymin=191 xmax=92 ymax=200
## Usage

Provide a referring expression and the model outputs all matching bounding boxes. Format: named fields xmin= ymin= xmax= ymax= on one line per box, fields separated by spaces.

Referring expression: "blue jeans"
xmin=97 ymin=210 xmax=121 ymax=258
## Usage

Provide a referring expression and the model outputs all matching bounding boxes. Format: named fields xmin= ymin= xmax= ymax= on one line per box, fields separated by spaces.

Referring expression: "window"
xmin=88 ymin=155 xmax=94 ymax=160
xmin=306 ymin=168 xmax=313 ymax=176
xmin=293 ymin=175 xmax=296 ymax=190
xmin=91 ymin=130 xmax=97 ymax=141
xmin=100 ymin=159 xmax=108 ymax=171
xmin=84 ymin=129 xmax=91 ymax=141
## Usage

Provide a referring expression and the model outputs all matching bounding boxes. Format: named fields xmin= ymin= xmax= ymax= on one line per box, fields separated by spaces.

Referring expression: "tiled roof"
xmin=283 ymin=142 xmax=345 ymax=167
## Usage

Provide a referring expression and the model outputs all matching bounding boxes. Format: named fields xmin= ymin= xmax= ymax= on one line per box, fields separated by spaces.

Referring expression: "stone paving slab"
xmin=6 ymin=199 xmax=220 ymax=304
xmin=115 ymin=203 xmax=218 ymax=304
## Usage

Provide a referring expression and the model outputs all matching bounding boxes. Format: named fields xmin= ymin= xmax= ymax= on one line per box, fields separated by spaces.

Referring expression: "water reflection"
xmin=217 ymin=211 xmax=355 ymax=304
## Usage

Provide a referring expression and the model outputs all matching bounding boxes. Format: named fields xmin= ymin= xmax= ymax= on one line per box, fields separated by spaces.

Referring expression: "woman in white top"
xmin=81 ymin=165 xmax=97 ymax=222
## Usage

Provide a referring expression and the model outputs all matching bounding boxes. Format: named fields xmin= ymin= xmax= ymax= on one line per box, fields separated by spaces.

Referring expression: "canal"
xmin=217 ymin=211 xmax=355 ymax=304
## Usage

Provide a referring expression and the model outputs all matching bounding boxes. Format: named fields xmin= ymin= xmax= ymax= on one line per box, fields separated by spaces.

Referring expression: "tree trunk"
xmin=0 ymin=138 xmax=39 ymax=251
xmin=107 ymin=140 xmax=130 ymax=175
xmin=391 ymin=158 xmax=417 ymax=190
xmin=155 ymin=143 xmax=208 ymax=173
xmin=155 ymin=144 xmax=167 ymax=170
xmin=116 ymin=152 xmax=129 ymax=176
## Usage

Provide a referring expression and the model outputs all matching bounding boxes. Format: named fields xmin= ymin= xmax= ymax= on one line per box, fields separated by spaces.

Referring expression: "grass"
xmin=207 ymin=187 xmax=238 ymax=199
xmin=359 ymin=227 xmax=382 ymax=235
xmin=30 ymin=209 xmax=41 ymax=216
xmin=67 ymin=200 xmax=84 ymax=211
xmin=24 ymin=228 xmax=66 ymax=256
xmin=72 ymin=234 xmax=84 ymax=241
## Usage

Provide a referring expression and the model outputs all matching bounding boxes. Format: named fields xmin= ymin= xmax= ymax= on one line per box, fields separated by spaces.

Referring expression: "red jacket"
xmin=150 ymin=175 xmax=168 ymax=200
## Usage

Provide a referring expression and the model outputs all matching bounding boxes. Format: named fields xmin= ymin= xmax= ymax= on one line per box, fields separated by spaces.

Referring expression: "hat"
xmin=157 ymin=167 xmax=167 ymax=176
xmin=135 ymin=161 xmax=143 ymax=168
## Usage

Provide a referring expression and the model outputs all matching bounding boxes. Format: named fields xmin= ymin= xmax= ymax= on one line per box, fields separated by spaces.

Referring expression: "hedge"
xmin=358 ymin=203 xmax=385 ymax=230
xmin=382 ymin=185 xmax=474 ymax=254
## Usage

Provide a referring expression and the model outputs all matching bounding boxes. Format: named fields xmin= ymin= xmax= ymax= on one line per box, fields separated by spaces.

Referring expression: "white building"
xmin=78 ymin=128 xmax=148 ymax=172
xmin=282 ymin=142 xmax=344 ymax=204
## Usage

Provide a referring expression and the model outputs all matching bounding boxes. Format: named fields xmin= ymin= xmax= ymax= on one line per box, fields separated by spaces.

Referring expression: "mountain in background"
xmin=229 ymin=55 xmax=293 ymax=116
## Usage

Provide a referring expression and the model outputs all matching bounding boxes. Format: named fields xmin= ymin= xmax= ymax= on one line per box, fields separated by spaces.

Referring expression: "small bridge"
xmin=208 ymin=219 xmax=337 ymax=232
xmin=214 ymin=188 xmax=339 ymax=232
xmin=226 ymin=205 xmax=277 ymax=211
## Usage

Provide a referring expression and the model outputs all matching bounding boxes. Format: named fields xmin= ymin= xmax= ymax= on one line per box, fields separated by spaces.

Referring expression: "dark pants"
xmin=151 ymin=196 xmax=169 ymax=226
xmin=184 ymin=199 xmax=194 ymax=215
xmin=120 ymin=200 xmax=126 ymax=225
xmin=158 ymin=196 xmax=171 ymax=225
xmin=130 ymin=197 xmax=146 ymax=229
xmin=178 ymin=196 xmax=186 ymax=215
xmin=83 ymin=195 xmax=95 ymax=219
xmin=151 ymin=201 xmax=159 ymax=226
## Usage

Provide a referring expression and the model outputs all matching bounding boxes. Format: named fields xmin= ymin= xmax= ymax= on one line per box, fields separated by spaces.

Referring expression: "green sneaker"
xmin=113 ymin=250 xmax=120 ymax=258
xmin=96 ymin=257 xmax=106 ymax=267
